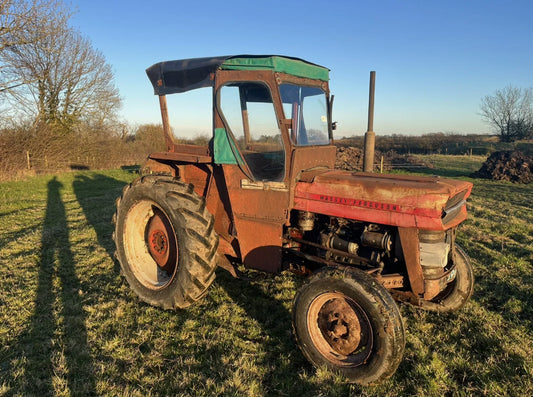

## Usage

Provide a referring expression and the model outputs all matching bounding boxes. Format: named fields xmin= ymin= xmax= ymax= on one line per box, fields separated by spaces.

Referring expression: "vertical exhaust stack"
xmin=363 ymin=71 xmax=376 ymax=172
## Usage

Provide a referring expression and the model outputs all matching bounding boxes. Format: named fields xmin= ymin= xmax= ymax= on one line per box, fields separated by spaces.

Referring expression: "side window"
xmin=166 ymin=87 xmax=212 ymax=140
xmin=219 ymin=83 xmax=285 ymax=181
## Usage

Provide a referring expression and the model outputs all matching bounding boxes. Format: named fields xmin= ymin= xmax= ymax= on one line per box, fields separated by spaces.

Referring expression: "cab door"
xmin=214 ymin=72 xmax=290 ymax=272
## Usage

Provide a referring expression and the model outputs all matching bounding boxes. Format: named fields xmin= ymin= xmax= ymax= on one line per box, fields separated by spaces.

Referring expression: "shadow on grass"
xmin=1 ymin=177 xmax=97 ymax=395
xmin=72 ymin=173 xmax=129 ymax=273
xmin=216 ymin=271 xmax=323 ymax=394
xmin=121 ymin=165 xmax=140 ymax=173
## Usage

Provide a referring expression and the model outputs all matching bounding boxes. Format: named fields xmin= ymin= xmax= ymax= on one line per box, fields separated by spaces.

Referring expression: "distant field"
xmin=0 ymin=157 xmax=531 ymax=396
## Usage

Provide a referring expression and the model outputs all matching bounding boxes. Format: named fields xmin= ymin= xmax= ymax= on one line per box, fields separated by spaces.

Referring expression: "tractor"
xmin=113 ymin=55 xmax=474 ymax=385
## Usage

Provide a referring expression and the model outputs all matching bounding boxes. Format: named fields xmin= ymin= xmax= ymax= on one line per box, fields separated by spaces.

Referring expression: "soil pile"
xmin=472 ymin=151 xmax=533 ymax=183
xmin=335 ymin=146 xmax=433 ymax=172
xmin=335 ymin=146 xmax=364 ymax=171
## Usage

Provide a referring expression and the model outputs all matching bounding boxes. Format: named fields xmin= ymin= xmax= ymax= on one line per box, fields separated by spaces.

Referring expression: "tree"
xmin=1 ymin=1 xmax=120 ymax=131
xmin=480 ymin=86 xmax=533 ymax=142
xmin=0 ymin=0 xmax=68 ymax=94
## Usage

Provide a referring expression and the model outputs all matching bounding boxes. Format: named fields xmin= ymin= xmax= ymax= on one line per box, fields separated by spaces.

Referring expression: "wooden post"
xmin=26 ymin=151 xmax=31 ymax=170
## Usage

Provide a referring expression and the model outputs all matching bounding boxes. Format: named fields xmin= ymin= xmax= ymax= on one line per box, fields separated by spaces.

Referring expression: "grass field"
xmin=0 ymin=156 xmax=532 ymax=396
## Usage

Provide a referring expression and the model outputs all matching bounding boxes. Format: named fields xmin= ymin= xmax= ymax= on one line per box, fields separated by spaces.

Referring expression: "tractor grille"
xmin=442 ymin=190 xmax=468 ymax=225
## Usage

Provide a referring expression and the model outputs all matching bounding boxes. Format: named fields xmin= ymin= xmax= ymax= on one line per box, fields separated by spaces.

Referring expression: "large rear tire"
xmin=113 ymin=175 xmax=218 ymax=309
xmin=292 ymin=267 xmax=405 ymax=385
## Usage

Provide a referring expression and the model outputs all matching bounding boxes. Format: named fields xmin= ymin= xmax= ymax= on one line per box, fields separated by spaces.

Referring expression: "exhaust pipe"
xmin=363 ymin=71 xmax=376 ymax=172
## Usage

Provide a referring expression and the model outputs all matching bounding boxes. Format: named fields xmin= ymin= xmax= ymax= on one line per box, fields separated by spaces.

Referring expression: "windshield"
xmin=279 ymin=84 xmax=330 ymax=146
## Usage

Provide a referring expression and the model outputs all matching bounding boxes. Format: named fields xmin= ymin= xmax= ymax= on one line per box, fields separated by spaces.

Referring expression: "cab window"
xmin=219 ymin=82 xmax=285 ymax=181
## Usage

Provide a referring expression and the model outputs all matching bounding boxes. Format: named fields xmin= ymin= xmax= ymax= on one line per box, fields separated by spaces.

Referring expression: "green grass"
xmin=0 ymin=157 xmax=532 ymax=396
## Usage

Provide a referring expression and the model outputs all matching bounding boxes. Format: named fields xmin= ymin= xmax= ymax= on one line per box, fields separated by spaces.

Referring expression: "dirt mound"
xmin=472 ymin=151 xmax=533 ymax=183
xmin=335 ymin=146 xmax=364 ymax=170
xmin=335 ymin=146 xmax=433 ymax=172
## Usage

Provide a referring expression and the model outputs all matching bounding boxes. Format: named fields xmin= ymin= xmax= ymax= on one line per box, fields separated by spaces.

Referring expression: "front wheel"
xmin=420 ymin=245 xmax=474 ymax=312
xmin=292 ymin=267 xmax=405 ymax=385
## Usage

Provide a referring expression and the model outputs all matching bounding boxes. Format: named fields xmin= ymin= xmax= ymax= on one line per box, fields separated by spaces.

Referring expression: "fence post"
xmin=380 ymin=156 xmax=384 ymax=173
xmin=26 ymin=151 xmax=31 ymax=170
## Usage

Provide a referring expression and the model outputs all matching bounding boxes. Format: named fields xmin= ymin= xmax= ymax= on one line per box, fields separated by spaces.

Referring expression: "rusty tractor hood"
xmin=294 ymin=170 xmax=473 ymax=230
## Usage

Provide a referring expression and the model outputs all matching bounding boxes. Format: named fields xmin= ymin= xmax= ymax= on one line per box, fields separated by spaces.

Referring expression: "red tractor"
xmin=113 ymin=55 xmax=474 ymax=385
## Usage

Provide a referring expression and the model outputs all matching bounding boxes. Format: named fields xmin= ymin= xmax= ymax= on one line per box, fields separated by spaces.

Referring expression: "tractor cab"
xmin=144 ymin=55 xmax=339 ymax=272
xmin=145 ymin=55 xmax=336 ymax=183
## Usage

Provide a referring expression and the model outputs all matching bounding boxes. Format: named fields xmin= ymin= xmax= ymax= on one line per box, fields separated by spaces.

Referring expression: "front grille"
xmin=442 ymin=190 xmax=468 ymax=224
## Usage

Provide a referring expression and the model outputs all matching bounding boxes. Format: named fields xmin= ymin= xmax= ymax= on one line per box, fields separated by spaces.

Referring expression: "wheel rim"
xmin=146 ymin=207 xmax=177 ymax=274
xmin=123 ymin=201 xmax=178 ymax=289
xmin=307 ymin=292 xmax=373 ymax=367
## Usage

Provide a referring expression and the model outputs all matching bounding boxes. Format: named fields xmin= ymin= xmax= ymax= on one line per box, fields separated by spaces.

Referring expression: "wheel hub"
xmin=317 ymin=298 xmax=362 ymax=356
xmin=145 ymin=207 xmax=177 ymax=274
xmin=150 ymin=230 xmax=168 ymax=255
xmin=307 ymin=291 xmax=374 ymax=367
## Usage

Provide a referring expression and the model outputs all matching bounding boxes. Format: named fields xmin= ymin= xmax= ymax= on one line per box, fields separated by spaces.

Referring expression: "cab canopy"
xmin=146 ymin=55 xmax=330 ymax=95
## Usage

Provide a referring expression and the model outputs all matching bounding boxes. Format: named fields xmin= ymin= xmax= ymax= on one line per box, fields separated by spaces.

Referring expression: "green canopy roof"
xmin=146 ymin=55 xmax=329 ymax=95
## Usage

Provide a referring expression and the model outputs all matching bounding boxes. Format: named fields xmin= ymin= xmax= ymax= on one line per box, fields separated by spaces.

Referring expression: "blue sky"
xmin=70 ymin=0 xmax=533 ymax=138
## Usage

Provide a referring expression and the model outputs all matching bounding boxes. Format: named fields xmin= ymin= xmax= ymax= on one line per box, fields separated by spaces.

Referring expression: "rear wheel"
xmin=292 ymin=267 xmax=405 ymax=385
xmin=421 ymin=245 xmax=474 ymax=312
xmin=114 ymin=175 xmax=218 ymax=309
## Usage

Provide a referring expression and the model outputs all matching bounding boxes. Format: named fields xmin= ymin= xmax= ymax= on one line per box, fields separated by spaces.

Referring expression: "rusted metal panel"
xmin=217 ymin=236 xmax=239 ymax=258
xmin=205 ymin=165 xmax=235 ymax=242
xmin=177 ymin=164 xmax=212 ymax=198
xmin=288 ymin=145 xmax=336 ymax=213
xmin=423 ymin=267 xmax=458 ymax=300
xmin=294 ymin=170 xmax=472 ymax=230
xmin=298 ymin=167 xmax=331 ymax=183
xmin=290 ymin=146 xmax=337 ymax=175
xmin=275 ymin=72 xmax=330 ymax=93
xmin=158 ymin=95 xmax=175 ymax=151
xmin=236 ymin=218 xmax=283 ymax=273
xmin=168 ymin=144 xmax=211 ymax=156
xmin=397 ymin=227 xmax=425 ymax=296
xmin=149 ymin=151 xmax=212 ymax=164
xmin=220 ymin=164 xmax=289 ymax=272
xmin=375 ymin=273 xmax=405 ymax=289
xmin=140 ymin=158 xmax=177 ymax=177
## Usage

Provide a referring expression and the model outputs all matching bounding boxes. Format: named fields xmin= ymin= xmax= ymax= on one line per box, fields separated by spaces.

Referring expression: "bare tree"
xmin=1 ymin=1 xmax=120 ymax=131
xmin=0 ymin=1 xmax=68 ymax=94
xmin=480 ymin=86 xmax=533 ymax=142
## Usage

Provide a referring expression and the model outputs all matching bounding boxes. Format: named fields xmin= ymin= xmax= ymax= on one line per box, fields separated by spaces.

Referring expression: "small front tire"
xmin=292 ymin=267 xmax=405 ymax=385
